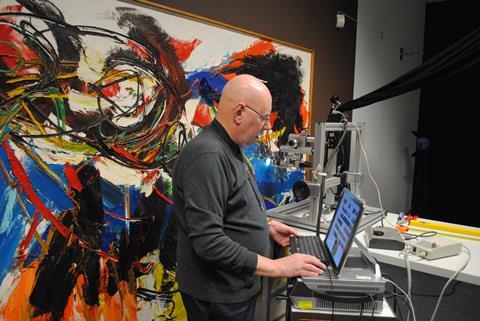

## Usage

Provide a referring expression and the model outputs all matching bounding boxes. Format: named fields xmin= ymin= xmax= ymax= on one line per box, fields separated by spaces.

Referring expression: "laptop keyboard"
xmin=290 ymin=236 xmax=328 ymax=262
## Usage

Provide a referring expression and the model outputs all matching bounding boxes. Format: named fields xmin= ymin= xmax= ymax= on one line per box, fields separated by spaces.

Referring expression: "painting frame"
xmin=128 ymin=0 xmax=315 ymax=131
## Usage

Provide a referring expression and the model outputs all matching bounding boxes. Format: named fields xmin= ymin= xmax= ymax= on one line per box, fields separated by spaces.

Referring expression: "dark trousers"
xmin=180 ymin=292 xmax=257 ymax=321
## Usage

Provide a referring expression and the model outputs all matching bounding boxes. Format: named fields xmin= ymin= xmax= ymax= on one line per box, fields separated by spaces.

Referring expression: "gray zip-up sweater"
xmin=173 ymin=119 xmax=269 ymax=303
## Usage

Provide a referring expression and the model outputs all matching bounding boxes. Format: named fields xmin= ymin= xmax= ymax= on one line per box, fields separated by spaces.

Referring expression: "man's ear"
xmin=233 ymin=104 xmax=244 ymax=125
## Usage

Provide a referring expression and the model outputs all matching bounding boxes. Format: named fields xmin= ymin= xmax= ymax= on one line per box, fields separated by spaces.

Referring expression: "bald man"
xmin=173 ymin=75 xmax=325 ymax=321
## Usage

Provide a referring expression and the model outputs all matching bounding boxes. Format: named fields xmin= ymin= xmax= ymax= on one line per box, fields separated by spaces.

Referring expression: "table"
xmin=289 ymin=214 xmax=480 ymax=286
xmin=362 ymin=214 xmax=480 ymax=286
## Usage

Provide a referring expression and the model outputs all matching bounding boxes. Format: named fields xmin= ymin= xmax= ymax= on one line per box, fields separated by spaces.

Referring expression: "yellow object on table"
xmin=410 ymin=219 xmax=480 ymax=238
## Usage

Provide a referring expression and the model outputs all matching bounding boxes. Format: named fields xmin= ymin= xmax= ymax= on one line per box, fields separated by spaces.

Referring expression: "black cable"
xmin=368 ymin=294 xmax=375 ymax=321
xmin=326 ymin=266 xmax=335 ymax=320
xmin=382 ymin=273 xmax=399 ymax=314
xmin=385 ymin=290 xmax=407 ymax=321
xmin=403 ymin=231 xmax=438 ymax=240
xmin=358 ymin=300 xmax=364 ymax=321
xmin=411 ymin=280 xmax=460 ymax=297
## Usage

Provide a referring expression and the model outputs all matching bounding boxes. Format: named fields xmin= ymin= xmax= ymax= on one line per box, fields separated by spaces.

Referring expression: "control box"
xmin=409 ymin=236 xmax=462 ymax=260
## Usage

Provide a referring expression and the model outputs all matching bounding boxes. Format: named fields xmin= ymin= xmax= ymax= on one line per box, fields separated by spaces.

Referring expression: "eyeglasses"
xmin=244 ymin=104 xmax=270 ymax=125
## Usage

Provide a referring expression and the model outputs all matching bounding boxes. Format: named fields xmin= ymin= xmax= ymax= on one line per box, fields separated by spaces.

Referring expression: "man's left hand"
xmin=268 ymin=219 xmax=299 ymax=247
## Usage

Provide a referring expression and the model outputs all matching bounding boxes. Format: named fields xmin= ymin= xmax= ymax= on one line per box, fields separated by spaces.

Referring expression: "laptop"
xmin=290 ymin=187 xmax=365 ymax=274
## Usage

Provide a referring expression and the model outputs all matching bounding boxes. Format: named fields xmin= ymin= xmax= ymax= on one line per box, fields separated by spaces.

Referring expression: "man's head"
xmin=216 ymin=74 xmax=272 ymax=147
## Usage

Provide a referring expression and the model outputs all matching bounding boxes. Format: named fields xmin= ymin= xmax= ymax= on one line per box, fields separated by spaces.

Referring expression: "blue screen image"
xmin=325 ymin=189 xmax=362 ymax=268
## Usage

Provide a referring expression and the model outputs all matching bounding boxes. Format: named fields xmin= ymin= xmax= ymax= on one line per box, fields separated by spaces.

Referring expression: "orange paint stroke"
xmin=110 ymin=144 xmax=141 ymax=165
xmin=1 ymin=266 xmax=36 ymax=321
xmin=230 ymin=39 xmax=275 ymax=59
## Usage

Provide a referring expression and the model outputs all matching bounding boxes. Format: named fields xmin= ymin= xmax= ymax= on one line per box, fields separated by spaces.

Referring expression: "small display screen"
xmin=324 ymin=188 xmax=364 ymax=271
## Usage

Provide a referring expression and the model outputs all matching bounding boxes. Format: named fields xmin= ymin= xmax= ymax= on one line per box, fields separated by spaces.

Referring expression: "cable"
xmin=326 ymin=266 xmax=335 ymax=320
xmin=411 ymin=281 xmax=460 ymax=297
xmin=351 ymin=122 xmax=383 ymax=210
xmin=403 ymin=231 xmax=438 ymax=241
xmin=404 ymin=246 xmax=412 ymax=321
xmin=368 ymin=294 xmax=375 ymax=321
xmin=384 ymin=279 xmax=417 ymax=321
xmin=429 ymin=245 xmax=471 ymax=321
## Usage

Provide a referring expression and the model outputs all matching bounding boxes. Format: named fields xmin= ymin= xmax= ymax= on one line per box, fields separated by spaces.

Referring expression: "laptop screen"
xmin=324 ymin=188 xmax=364 ymax=272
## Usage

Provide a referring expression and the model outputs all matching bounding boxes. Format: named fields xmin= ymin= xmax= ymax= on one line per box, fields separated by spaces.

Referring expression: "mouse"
xmin=373 ymin=229 xmax=384 ymax=236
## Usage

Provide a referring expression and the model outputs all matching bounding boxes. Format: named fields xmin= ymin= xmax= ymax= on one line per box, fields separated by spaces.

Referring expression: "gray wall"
xmin=353 ymin=0 xmax=426 ymax=212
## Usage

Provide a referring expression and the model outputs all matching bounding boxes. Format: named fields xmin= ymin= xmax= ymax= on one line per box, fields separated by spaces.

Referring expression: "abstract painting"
xmin=0 ymin=0 xmax=313 ymax=320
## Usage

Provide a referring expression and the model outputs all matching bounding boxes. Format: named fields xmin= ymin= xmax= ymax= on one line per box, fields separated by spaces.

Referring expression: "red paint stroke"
xmin=0 ymin=9 xmax=39 ymax=72
xmin=134 ymin=261 xmax=155 ymax=274
xmin=143 ymin=169 xmax=159 ymax=185
xmin=0 ymin=4 xmax=22 ymax=13
xmin=64 ymin=162 xmax=84 ymax=192
xmin=2 ymin=141 xmax=118 ymax=262
xmin=127 ymin=39 xmax=150 ymax=61
xmin=152 ymin=185 xmax=173 ymax=206
xmin=269 ymin=111 xmax=278 ymax=128
xmin=191 ymin=102 xmax=213 ymax=128
xmin=4 ymin=141 xmax=70 ymax=236
xmin=14 ymin=210 xmax=42 ymax=268
xmin=169 ymin=38 xmax=201 ymax=62
xmin=100 ymin=81 xmax=120 ymax=98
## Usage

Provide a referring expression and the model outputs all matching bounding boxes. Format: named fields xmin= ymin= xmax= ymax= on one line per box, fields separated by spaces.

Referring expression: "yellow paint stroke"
xmin=257 ymin=126 xmax=286 ymax=145
xmin=263 ymin=196 xmax=278 ymax=207
xmin=57 ymin=72 xmax=77 ymax=80
xmin=6 ymin=74 xmax=40 ymax=84
xmin=21 ymin=101 xmax=49 ymax=135
xmin=153 ymin=262 xmax=186 ymax=321
xmin=30 ymin=93 xmax=69 ymax=99
xmin=7 ymin=86 xmax=26 ymax=98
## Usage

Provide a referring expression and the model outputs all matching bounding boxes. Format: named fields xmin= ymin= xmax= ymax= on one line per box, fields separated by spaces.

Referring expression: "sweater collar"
xmin=211 ymin=119 xmax=241 ymax=155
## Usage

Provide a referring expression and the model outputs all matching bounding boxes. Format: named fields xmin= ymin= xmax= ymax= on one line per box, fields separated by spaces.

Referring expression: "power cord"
xmin=384 ymin=279 xmax=417 ymax=321
xmin=429 ymin=245 xmax=471 ymax=321
xmin=351 ymin=122 xmax=383 ymax=211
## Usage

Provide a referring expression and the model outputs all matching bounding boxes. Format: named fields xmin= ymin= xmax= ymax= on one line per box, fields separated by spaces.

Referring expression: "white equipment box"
xmin=409 ymin=236 xmax=462 ymax=260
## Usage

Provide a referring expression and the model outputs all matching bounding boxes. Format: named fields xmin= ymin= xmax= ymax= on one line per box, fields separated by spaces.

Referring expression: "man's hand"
xmin=255 ymin=253 xmax=326 ymax=278
xmin=268 ymin=219 xmax=299 ymax=247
